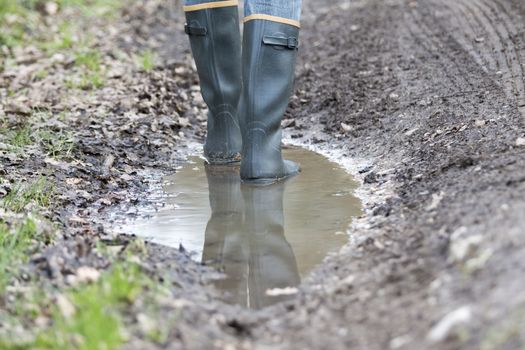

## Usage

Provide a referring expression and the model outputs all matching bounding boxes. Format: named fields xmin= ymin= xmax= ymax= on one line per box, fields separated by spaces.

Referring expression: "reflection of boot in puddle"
xmin=243 ymin=182 xmax=301 ymax=309
xmin=202 ymin=167 xmax=300 ymax=308
xmin=202 ymin=165 xmax=247 ymax=305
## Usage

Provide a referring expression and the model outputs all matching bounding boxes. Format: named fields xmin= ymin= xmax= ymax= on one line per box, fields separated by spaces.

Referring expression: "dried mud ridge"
xmin=1 ymin=0 xmax=525 ymax=348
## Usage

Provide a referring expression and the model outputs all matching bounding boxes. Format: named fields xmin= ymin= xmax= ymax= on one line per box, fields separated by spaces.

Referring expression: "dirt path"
xmin=249 ymin=0 xmax=525 ymax=348
xmin=1 ymin=0 xmax=524 ymax=348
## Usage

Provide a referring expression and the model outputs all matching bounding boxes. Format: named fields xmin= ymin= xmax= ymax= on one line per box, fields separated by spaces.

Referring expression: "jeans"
xmin=183 ymin=0 xmax=302 ymax=22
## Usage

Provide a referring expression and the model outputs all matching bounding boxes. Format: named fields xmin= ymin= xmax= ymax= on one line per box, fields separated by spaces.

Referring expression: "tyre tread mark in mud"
xmin=406 ymin=4 xmax=476 ymax=93
xmin=404 ymin=3 xmax=474 ymax=115
xmin=440 ymin=0 xmax=494 ymax=73
xmin=459 ymin=0 xmax=525 ymax=112
xmin=402 ymin=9 xmax=460 ymax=93
xmin=399 ymin=18 xmax=452 ymax=103
xmin=472 ymin=0 xmax=524 ymax=99
xmin=482 ymin=0 xmax=525 ymax=110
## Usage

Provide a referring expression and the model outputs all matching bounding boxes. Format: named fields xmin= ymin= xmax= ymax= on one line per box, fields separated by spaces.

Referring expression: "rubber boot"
xmin=185 ymin=5 xmax=242 ymax=164
xmin=239 ymin=19 xmax=301 ymax=184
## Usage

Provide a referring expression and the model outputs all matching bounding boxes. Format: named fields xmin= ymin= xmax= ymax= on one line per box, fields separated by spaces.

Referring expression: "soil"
xmin=1 ymin=0 xmax=525 ymax=349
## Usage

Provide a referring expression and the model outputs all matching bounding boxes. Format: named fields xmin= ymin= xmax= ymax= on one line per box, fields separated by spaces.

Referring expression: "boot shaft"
xmin=239 ymin=19 xmax=300 ymax=181
xmin=185 ymin=5 xmax=243 ymax=164
xmin=185 ymin=6 xmax=242 ymax=112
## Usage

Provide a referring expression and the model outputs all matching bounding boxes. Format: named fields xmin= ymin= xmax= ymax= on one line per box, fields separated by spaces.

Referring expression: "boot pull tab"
xmin=185 ymin=23 xmax=207 ymax=36
xmin=262 ymin=35 xmax=299 ymax=50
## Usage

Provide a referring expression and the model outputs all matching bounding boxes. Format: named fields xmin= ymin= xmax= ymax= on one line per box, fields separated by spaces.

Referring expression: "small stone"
xmin=56 ymin=294 xmax=75 ymax=318
xmin=65 ymin=178 xmax=82 ymax=185
xmin=178 ymin=117 xmax=190 ymax=128
xmin=137 ymin=314 xmax=157 ymax=334
xmin=341 ymin=122 xmax=353 ymax=133
xmin=426 ymin=192 xmax=445 ymax=211
xmin=427 ymin=306 xmax=472 ymax=343
xmin=474 ymin=120 xmax=486 ymax=127
xmin=265 ymin=287 xmax=299 ymax=296
xmin=76 ymin=266 xmax=101 ymax=283
xmin=44 ymin=2 xmax=59 ymax=15
xmin=515 ymin=137 xmax=525 ymax=146
xmin=5 ymin=102 xmax=31 ymax=115
xmin=449 ymin=233 xmax=483 ymax=263
xmin=282 ymin=119 xmax=296 ymax=128
xmin=405 ymin=127 xmax=419 ymax=136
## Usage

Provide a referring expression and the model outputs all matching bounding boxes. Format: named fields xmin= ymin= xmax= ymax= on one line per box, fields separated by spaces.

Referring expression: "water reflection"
xmin=202 ymin=165 xmax=300 ymax=308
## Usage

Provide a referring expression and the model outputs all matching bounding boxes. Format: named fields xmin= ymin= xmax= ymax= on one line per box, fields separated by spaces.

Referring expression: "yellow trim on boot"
xmin=243 ymin=14 xmax=301 ymax=28
xmin=183 ymin=0 xmax=238 ymax=12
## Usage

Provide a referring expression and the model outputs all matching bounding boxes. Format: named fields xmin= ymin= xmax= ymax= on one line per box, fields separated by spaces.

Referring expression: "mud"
xmin=1 ymin=0 xmax=525 ymax=348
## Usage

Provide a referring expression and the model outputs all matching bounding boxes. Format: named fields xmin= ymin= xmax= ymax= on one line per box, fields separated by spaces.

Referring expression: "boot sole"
xmin=241 ymin=171 xmax=299 ymax=186
xmin=205 ymin=154 xmax=242 ymax=165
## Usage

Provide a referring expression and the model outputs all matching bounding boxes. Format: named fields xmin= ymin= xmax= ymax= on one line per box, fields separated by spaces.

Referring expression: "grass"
xmin=1 ymin=0 xmax=124 ymax=52
xmin=0 ymin=0 xmax=40 ymax=48
xmin=6 ymin=125 xmax=33 ymax=148
xmin=34 ymin=262 xmax=154 ymax=350
xmin=0 ymin=218 xmax=39 ymax=294
xmin=137 ymin=50 xmax=155 ymax=72
xmin=1 ymin=177 xmax=54 ymax=212
xmin=56 ymin=0 xmax=124 ymax=18
xmin=0 ymin=230 xmax=173 ymax=350
xmin=39 ymin=22 xmax=76 ymax=53
xmin=2 ymin=123 xmax=76 ymax=159
xmin=70 ymin=48 xmax=105 ymax=89
xmin=36 ymin=129 xmax=75 ymax=158
xmin=75 ymin=49 xmax=102 ymax=72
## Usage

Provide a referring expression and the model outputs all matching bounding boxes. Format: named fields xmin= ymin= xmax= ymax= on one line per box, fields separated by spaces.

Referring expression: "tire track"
xmin=441 ymin=0 xmax=496 ymax=73
xmin=437 ymin=0 xmax=525 ymax=115
xmin=402 ymin=5 xmax=466 ymax=97
xmin=408 ymin=5 xmax=476 ymax=90
xmin=469 ymin=0 xmax=525 ymax=107
xmin=482 ymin=0 xmax=525 ymax=112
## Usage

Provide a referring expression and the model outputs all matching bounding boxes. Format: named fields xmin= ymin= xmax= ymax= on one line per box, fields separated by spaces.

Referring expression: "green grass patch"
xmin=71 ymin=48 xmax=106 ymax=89
xmin=0 ymin=238 xmax=176 ymax=350
xmin=1 ymin=0 xmax=125 ymax=52
xmin=1 ymin=122 xmax=76 ymax=159
xmin=1 ymin=177 xmax=54 ymax=212
xmin=0 ymin=218 xmax=38 ymax=293
xmin=5 ymin=125 xmax=33 ymax=148
xmin=56 ymin=0 xmax=124 ymax=18
xmin=0 ymin=1 xmax=39 ymax=49
xmin=36 ymin=129 xmax=75 ymax=158
xmin=39 ymin=22 xmax=76 ymax=53
xmin=75 ymin=49 xmax=101 ymax=72
xmin=35 ymin=262 xmax=154 ymax=350
xmin=137 ymin=50 xmax=155 ymax=72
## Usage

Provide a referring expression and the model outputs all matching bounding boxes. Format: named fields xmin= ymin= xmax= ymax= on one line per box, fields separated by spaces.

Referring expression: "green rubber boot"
xmin=239 ymin=19 xmax=301 ymax=184
xmin=185 ymin=5 xmax=242 ymax=164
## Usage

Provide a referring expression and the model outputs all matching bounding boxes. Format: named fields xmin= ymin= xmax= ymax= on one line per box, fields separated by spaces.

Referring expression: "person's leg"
xmin=239 ymin=0 xmax=303 ymax=184
xmin=244 ymin=0 xmax=302 ymax=23
xmin=183 ymin=0 xmax=243 ymax=164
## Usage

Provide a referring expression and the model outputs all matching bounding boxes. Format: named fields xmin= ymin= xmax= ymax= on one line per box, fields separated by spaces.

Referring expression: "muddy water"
xmin=125 ymin=148 xmax=361 ymax=308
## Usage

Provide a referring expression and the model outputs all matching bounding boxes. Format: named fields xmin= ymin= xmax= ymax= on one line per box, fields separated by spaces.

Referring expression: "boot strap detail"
xmin=185 ymin=24 xmax=207 ymax=36
xmin=262 ymin=35 xmax=299 ymax=50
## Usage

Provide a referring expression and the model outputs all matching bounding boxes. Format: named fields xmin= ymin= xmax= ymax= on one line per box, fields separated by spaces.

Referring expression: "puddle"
xmin=121 ymin=148 xmax=362 ymax=308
